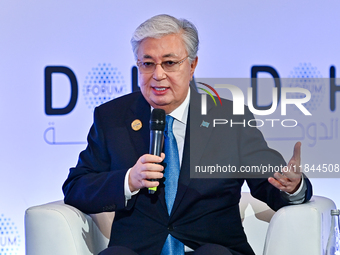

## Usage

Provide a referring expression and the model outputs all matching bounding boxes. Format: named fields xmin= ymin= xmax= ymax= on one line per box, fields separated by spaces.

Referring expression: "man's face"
xmin=137 ymin=33 xmax=198 ymax=114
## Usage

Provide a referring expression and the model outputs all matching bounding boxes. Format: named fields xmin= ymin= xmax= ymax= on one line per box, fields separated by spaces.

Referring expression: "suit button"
xmin=168 ymin=225 xmax=174 ymax=231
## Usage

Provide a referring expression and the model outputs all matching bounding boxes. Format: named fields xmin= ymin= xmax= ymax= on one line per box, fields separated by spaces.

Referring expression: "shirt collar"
xmin=168 ymin=87 xmax=190 ymax=125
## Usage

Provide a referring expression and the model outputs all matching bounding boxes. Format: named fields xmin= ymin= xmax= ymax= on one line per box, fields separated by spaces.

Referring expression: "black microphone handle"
xmin=148 ymin=130 xmax=164 ymax=194
xmin=149 ymin=130 xmax=164 ymax=156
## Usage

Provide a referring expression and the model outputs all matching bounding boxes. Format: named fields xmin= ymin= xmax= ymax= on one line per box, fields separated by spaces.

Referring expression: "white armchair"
xmin=25 ymin=194 xmax=336 ymax=255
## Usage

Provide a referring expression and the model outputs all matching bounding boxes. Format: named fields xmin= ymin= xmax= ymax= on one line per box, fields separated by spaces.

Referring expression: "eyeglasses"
xmin=136 ymin=56 xmax=189 ymax=74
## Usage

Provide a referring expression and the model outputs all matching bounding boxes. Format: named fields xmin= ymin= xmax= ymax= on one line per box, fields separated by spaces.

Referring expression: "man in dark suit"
xmin=63 ymin=14 xmax=312 ymax=255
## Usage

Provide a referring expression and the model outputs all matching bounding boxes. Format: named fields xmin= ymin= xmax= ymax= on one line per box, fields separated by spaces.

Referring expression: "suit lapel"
xmin=125 ymin=93 xmax=150 ymax=160
xmin=188 ymin=88 xmax=215 ymax=170
xmin=170 ymin=89 xmax=214 ymax=218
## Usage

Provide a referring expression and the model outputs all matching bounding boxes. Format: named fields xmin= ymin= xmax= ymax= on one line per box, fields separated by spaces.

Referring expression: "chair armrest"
xmin=263 ymin=196 xmax=336 ymax=255
xmin=25 ymin=200 xmax=114 ymax=255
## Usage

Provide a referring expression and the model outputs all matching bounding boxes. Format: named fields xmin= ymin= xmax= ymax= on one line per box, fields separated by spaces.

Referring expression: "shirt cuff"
xmin=280 ymin=177 xmax=306 ymax=204
xmin=124 ymin=168 xmax=140 ymax=206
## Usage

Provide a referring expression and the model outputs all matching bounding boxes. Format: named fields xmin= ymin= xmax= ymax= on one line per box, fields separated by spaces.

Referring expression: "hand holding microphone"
xmin=128 ymin=109 xmax=165 ymax=194
xmin=148 ymin=109 xmax=166 ymax=194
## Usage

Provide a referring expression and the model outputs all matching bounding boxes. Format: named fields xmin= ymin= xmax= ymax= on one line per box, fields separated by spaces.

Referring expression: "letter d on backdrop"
xmin=45 ymin=66 xmax=78 ymax=115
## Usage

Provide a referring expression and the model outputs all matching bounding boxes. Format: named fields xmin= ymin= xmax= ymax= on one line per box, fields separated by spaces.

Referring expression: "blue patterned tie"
xmin=160 ymin=115 xmax=184 ymax=255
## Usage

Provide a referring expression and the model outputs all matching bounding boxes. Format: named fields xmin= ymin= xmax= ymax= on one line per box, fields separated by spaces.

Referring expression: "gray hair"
xmin=131 ymin=14 xmax=199 ymax=63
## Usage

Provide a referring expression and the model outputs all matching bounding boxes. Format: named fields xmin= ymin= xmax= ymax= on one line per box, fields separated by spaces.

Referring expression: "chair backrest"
xmin=88 ymin=211 xmax=114 ymax=240
xmin=239 ymin=192 xmax=275 ymax=254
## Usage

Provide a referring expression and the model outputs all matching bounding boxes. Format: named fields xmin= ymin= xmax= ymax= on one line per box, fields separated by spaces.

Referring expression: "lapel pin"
xmin=131 ymin=119 xmax=142 ymax=131
xmin=200 ymin=120 xmax=210 ymax=128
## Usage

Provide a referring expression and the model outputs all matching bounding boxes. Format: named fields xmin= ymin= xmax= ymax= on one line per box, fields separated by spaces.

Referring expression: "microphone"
xmin=148 ymin=108 xmax=166 ymax=194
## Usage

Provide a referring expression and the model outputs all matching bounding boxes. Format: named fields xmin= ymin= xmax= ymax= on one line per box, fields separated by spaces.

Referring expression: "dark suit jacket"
xmin=63 ymin=89 xmax=312 ymax=255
